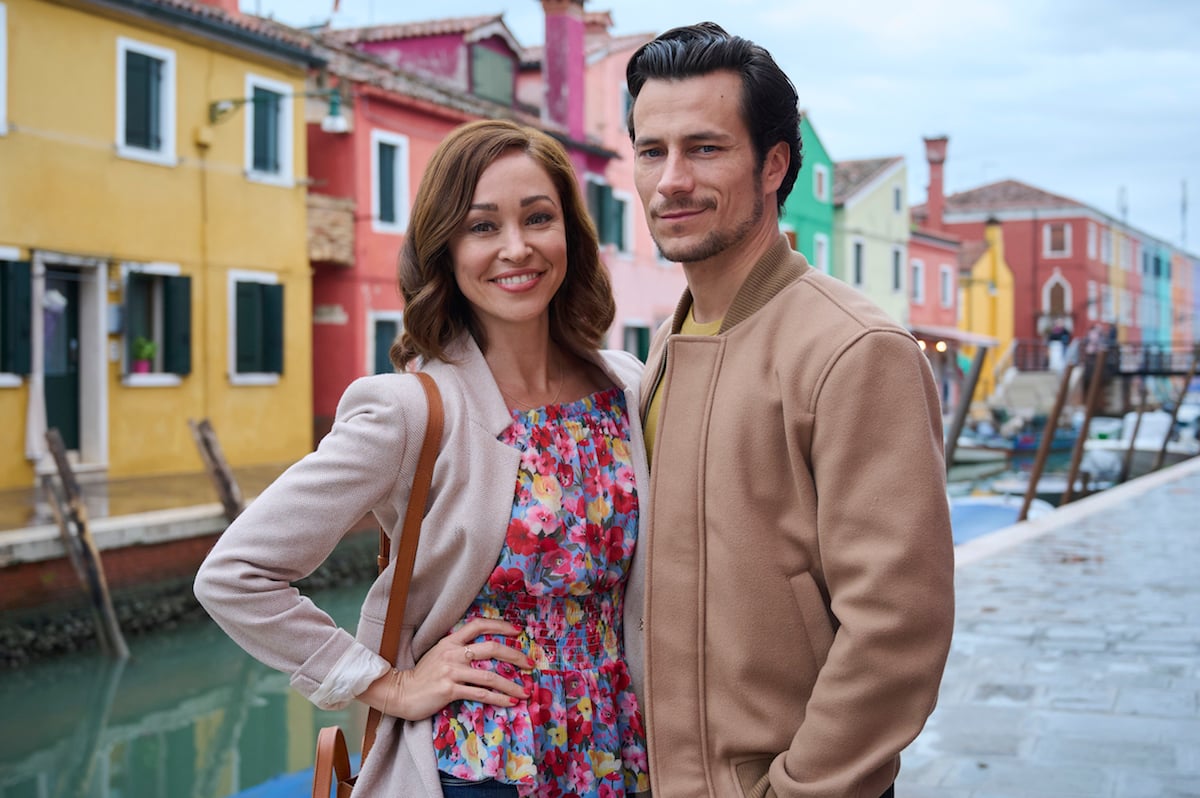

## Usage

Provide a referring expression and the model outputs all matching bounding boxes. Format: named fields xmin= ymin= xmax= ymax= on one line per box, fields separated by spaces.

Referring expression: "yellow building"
xmin=960 ymin=221 xmax=1016 ymax=400
xmin=0 ymin=0 xmax=323 ymax=489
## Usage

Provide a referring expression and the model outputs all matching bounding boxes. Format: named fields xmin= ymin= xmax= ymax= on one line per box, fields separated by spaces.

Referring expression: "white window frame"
xmin=1087 ymin=280 xmax=1098 ymax=321
xmin=244 ymin=73 xmax=294 ymax=187
xmin=891 ymin=246 xmax=904 ymax=293
xmin=939 ymin=264 xmax=954 ymax=308
xmin=227 ymin=269 xmax=280 ymax=386
xmin=1043 ymin=222 xmax=1072 ymax=258
xmin=0 ymin=3 xmax=8 ymax=137
xmin=120 ymin=261 xmax=183 ymax=388
xmin=911 ymin=259 xmax=925 ymax=305
xmin=370 ymin=129 xmax=410 ymax=234
xmin=115 ymin=37 xmax=177 ymax=166
xmin=1087 ymin=222 xmax=1097 ymax=260
xmin=366 ymin=309 xmax=405 ymax=374
xmin=850 ymin=237 xmax=865 ymax=288
xmin=813 ymin=163 xmax=830 ymax=202
xmin=813 ymin=232 xmax=829 ymax=273
xmin=1101 ymin=227 xmax=1111 ymax=263
xmin=893 ymin=185 xmax=902 ymax=214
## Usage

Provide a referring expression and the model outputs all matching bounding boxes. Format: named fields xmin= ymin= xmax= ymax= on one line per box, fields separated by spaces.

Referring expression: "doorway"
xmin=43 ymin=269 xmax=81 ymax=450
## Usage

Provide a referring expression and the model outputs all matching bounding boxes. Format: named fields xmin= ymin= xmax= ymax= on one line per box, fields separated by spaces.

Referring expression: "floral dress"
xmin=433 ymin=387 xmax=650 ymax=797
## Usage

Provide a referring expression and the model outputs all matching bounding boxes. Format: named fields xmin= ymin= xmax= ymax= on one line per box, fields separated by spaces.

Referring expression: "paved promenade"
xmin=898 ymin=456 xmax=1200 ymax=798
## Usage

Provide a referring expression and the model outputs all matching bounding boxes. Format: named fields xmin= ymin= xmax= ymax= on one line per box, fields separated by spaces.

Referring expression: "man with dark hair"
xmin=626 ymin=22 xmax=955 ymax=798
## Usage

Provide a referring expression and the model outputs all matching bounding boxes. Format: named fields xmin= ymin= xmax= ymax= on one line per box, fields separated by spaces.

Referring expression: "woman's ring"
xmin=464 ymin=646 xmax=475 ymax=661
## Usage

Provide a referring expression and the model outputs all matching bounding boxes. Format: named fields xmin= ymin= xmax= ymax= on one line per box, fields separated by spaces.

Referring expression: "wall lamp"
xmin=207 ymin=88 xmax=350 ymax=133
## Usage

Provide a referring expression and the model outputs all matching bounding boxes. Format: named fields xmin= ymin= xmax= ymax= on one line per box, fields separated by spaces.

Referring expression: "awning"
xmin=909 ymin=324 xmax=998 ymax=348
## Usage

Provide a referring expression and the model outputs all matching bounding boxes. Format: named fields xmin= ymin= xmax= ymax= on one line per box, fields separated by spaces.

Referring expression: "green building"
xmin=781 ymin=113 xmax=834 ymax=273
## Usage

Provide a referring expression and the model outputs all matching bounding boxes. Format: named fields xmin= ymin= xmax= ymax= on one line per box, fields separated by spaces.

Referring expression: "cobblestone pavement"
xmin=898 ymin=457 xmax=1200 ymax=798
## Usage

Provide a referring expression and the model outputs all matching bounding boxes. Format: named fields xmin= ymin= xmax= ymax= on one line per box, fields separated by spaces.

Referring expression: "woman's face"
xmin=450 ymin=150 xmax=568 ymax=341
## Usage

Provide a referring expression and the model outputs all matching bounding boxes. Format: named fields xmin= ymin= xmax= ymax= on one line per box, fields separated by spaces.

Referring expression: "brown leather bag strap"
xmin=361 ymin=371 xmax=443 ymax=760
xmin=313 ymin=726 xmax=352 ymax=798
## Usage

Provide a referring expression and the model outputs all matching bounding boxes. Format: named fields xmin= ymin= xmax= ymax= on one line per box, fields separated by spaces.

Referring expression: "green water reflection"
xmin=0 ymin=583 xmax=370 ymax=798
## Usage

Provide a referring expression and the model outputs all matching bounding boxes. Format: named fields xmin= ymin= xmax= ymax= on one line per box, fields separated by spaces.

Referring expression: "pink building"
xmin=519 ymin=8 xmax=686 ymax=357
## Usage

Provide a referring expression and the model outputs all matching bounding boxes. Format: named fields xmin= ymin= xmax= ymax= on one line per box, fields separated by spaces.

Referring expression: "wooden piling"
xmin=188 ymin=418 xmax=245 ymax=523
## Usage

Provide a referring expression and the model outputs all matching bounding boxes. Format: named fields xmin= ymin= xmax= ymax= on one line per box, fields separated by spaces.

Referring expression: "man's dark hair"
xmin=625 ymin=21 xmax=802 ymax=212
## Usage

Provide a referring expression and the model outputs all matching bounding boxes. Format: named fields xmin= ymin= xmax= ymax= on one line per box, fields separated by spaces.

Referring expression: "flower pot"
xmin=132 ymin=359 xmax=152 ymax=374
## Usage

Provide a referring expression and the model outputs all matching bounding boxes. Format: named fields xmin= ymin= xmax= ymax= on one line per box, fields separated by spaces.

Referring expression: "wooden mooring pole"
xmin=42 ymin=428 xmax=129 ymax=659
xmin=1152 ymin=348 xmax=1199 ymax=473
xmin=188 ymin=418 xmax=245 ymax=524
xmin=1061 ymin=347 xmax=1109 ymax=506
xmin=1018 ymin=362 xmax=1076 ymax=522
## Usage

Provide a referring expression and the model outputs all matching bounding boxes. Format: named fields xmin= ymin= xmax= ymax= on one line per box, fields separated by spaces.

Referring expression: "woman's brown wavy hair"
xmin=391 ymin=119 xmax=614 ymax=369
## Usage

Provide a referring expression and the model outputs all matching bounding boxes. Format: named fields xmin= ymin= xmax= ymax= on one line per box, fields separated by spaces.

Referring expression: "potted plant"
xmin=131 ymin=336 xmax=157 ymax=373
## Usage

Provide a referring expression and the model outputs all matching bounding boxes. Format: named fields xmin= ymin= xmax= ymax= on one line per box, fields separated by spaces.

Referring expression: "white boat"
xmin=1083 ymin=410 xmax=1200 ymax=478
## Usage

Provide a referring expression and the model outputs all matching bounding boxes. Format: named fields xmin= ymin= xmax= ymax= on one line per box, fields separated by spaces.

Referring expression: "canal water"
xmin=0 ymin=583 xmax=371 ymax=798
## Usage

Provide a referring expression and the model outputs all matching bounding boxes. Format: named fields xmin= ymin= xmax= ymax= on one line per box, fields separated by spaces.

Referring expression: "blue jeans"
xmin=438 ymin=772 xmax=519 ymax=798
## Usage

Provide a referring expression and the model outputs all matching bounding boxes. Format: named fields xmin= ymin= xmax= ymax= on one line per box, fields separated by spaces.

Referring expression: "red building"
xmin=303 ymin=4 xmax=617 ymax=440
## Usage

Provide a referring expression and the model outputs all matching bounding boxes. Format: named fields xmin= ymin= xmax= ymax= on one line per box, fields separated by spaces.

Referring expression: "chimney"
xmin=923 ymin=136 xmax=948 ymax=232
xmin=192 ymin=0 xmax=241 ymax=16
xmin=541 ymin=0 xmax=586 ymax=140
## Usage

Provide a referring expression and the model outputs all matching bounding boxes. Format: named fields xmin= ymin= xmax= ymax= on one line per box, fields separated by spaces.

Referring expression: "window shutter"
xmin=163 ymin=275 xmax=191 ymax=375
xmin=374 ymin=319 xmax=399 ymax=374
xmin=587 ymin=181 xmax=604 ymax=233
xmin=471 ymin=45 xmax=514 ymax=106
xmin=1 ymin=261 xmax=32 ymax=374
xmin=125 ymin=51 xmax=152 ymax=149
xmin=253 ymin=88 xmax=280 ymax=173
xmin=235 ymin=281 xmax=262 ymax=373
xmin=262 ymin=283 xmax=284 ymax=374
xmin=125 ymin=273 xmax=151 ymax=363
xmin=378 ymin=142 xmax=396 ymax=223
xmin=606 ymin=193 xmax=625 ymax=250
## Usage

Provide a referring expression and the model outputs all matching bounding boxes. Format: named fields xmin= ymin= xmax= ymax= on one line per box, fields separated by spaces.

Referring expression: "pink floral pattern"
xmin=434 ymin=388 xmax=648 ymax=796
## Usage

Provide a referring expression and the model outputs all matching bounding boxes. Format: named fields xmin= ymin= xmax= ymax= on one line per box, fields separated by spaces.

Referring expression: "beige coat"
xmin=194 ymin=336 xmax=649 ymax=797
xmin=639 ymin=237 xmax=955 ymax=798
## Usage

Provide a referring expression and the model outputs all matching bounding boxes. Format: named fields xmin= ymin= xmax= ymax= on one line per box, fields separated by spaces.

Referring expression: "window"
xmin=813 ymin=164 xmax=829 ymax=202
xmin=116 ymin=37 xmax=176 ymax=165
xmin=623 ymin=324 xmax=651 ymax=361
xmin=621 ymin=85 xmax=633 ymax=130
xmin=910 ymin=259 xmax=925 ymax=304
xmin=123 ymin=265 xmax=191 ymax=384
xmin=587 ymin=180 xmax=628 ymax=253
xmin=891 ymin=247 xmax=904 ymax=293
xmin=244 ymin=74 xmax=293 ymax=185
xmin=939 ymin=265 xmax=954 ymax=308
xmin=471 ymin=45 xmax=514 ymax=106
xmin=893 ymin=186 xmax=902 ymax=213
xmin=229 ymin=270 xmax=284 ymax=384
xmin=1087 ymin=280 xmax=1097 ymax=321
xmin=851 ymin=239 xmax=865 ymax=287
xmin=371 ymin=129 xmax=410 ymax=234
xmin=1043 ymin=222 xmax=1071 ymax=257
xmin=0 ymin=3 xmax=8 ymax=137
xmin=1087 ymin=222 xmax=1097 ymax=259
xmin=813 ymin=233 xmax=829 ymax=273
xmin=0 ymin=258 xmax=32 ymax=379
xmin=1100 ymin=228 xmax=1111 ymax=263
xmin=370 ymin=312 xmax=404 ymax=374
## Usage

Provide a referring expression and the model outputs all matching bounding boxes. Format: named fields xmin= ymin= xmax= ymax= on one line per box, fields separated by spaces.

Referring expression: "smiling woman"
xmin=194 ymin=119 xmax=653 ymax=797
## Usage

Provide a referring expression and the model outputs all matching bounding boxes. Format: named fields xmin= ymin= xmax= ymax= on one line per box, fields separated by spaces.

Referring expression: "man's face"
xmin=631 ymin=70 xmax=780 ymax=266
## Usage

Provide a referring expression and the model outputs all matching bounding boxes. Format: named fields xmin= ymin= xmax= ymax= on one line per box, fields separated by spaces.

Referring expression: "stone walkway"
xmin=898 ymin=457 xmax=1200 ymax=798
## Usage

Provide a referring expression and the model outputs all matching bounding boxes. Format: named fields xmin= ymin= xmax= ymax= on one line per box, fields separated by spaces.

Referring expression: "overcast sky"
xmin=245 ymin=0 xmax=1200 ymax=255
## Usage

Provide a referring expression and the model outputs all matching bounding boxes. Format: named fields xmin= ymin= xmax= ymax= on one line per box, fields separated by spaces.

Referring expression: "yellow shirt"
xmin=643 ymin=308 xmax=723 ymax=465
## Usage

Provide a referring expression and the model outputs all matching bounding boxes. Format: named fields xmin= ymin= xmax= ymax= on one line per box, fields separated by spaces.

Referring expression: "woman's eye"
xmin=527 ymin=212 xmax=553 ymax=225
xmin=468 ymin=221 xmax=495 ymax=234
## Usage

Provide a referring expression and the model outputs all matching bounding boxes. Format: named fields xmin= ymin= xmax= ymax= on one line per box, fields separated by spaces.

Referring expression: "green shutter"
xmin=471 ymin=45 xmax=514 ymax=106
xmin=587 ymin=181 xmax=603 ymax=231
xmin=253 ymin=88 xmax=280 ymax=173
xmin=262 ymin=283 xmax=284 ymax=375
xmin=374 ymin=320 xmax=399 ymax=374
xmin=1 ymin=262 xmax=32 ymax=374
xmin=604 ymin=191 xmax=624 ymax=249
xmin=235 ymin=281 xmax=262 ymax=373
xmin=596 ymin=184 xmax=618 ymax=246
xmin=125 ymin=51 xmax=151 ymax=148
xmin=163 ymin=275 xmax=191 ymax=375
xmin=378 ymin=142 xmax=396 ymax=224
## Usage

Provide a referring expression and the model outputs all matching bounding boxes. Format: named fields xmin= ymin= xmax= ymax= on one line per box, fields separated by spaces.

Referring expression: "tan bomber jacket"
xmin=639 ymin=236 xmax=955 ymax=798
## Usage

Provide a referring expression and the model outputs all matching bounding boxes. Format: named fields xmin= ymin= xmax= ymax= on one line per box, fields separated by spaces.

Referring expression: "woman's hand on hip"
xmin=359 ymin=618 xmax=533 ymax=720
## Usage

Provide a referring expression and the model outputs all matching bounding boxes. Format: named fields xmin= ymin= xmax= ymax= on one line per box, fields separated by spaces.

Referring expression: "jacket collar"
xmin=669 ymin=234 xmax=810 ymax=335
xmin=422 ymin=334 xmax=631 ymax=439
